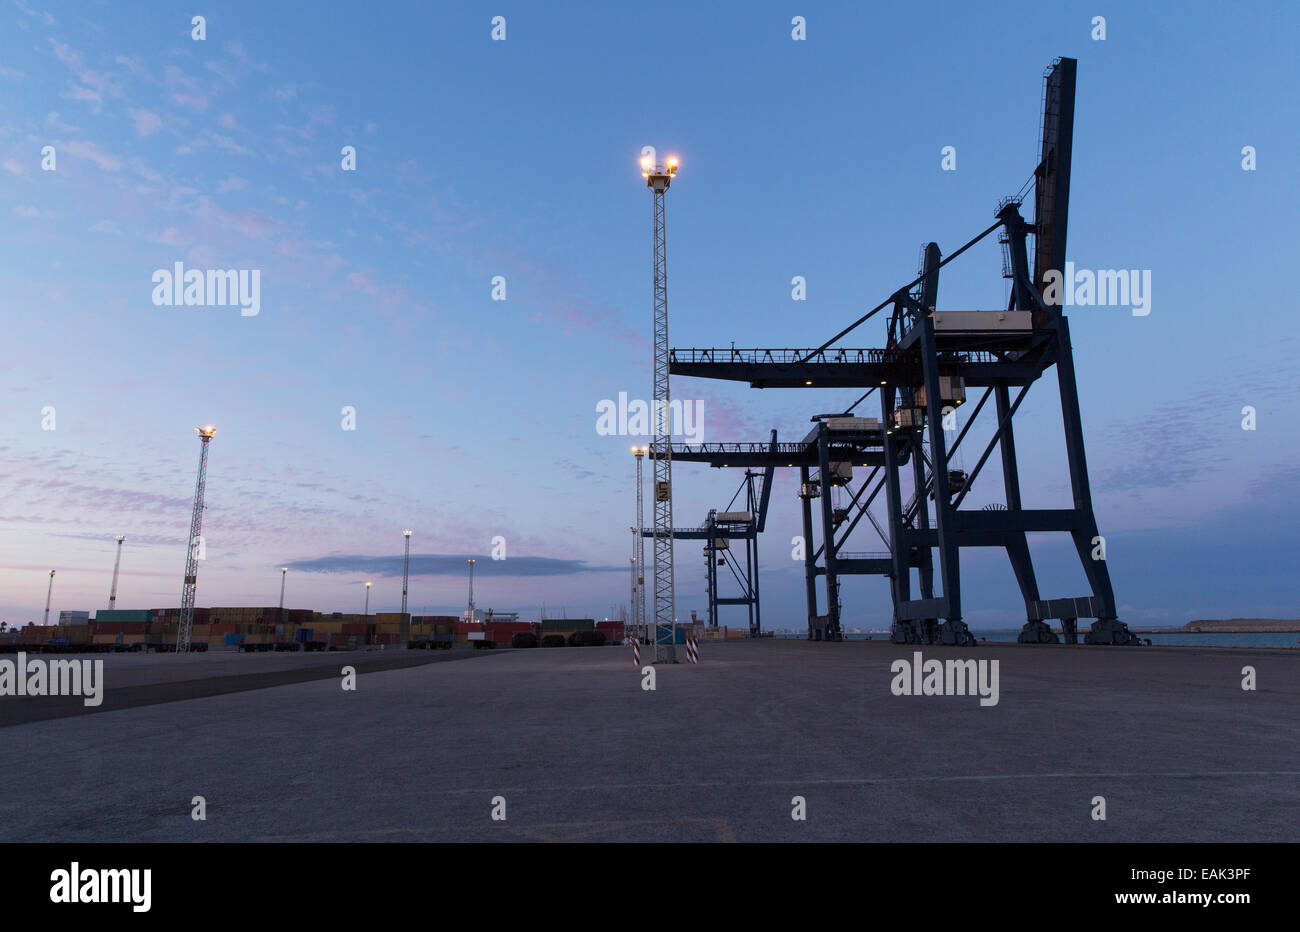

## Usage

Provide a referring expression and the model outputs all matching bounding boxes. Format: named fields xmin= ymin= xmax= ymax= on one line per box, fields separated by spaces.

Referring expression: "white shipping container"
xmin=825 ymin=417 xmax=881 ymax=432
xmin=931 ymin=310 xmax=1032 ymax=332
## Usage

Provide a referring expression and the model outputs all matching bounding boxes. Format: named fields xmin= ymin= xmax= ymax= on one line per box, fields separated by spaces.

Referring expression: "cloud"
xmin=49 ymin=39 xmax=120 ymax=103
xmin=90 ymin=219 xmax=120 ymax=234
xmin=286 ymin=554 xmax=624 ymax=578
xmin=153 ymin=227 xmax=186 ymax=245
xmin=170 ymin=92 xmax=208 ymax=111
xmin=114 ymin=55 xmax=144 ymax=75
xmin=63 ymin=139 xmax=122 ymax=171
xmin=62 ymin=84 xmax=102 ymax=108
xmin=129 ymin=107 xmax=163 ymax=136
xmin=3 ymin=158 xmax=23 ymax=175
xmin=44 ymin=111 xmax=80 ymax=133
xmin=207 ymin=131 xmax=253 ymax=156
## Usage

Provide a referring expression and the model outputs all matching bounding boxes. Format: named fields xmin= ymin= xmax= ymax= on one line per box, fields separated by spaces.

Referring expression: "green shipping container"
xmin=95 ymin=609 xmax=152 ymax=623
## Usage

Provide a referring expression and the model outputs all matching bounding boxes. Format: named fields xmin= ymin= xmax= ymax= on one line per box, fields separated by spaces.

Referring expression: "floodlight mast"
xmin=177 ymin=426 xmax=216 ymax=652
xmin=108 ymin=536 xmax=126 ymax=610
xmin=642 ymin=153 xmax=679 ymax=662
xmin=401 ymin=530 xmax=412 ymax=616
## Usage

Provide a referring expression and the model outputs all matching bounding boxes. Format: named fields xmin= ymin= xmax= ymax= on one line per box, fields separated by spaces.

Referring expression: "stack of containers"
xmin=540 ymin=618 xmax=594 ymax=641
xmin=596 ymin=620 xmax=625 ymax=643
xmin=19 ymin=624 xmax=54 ymax=646
xmin=455 ymin=621 xmax=479 ymax=644
xmin=484 ymin=620 xmax=533 ymax=645
xmin=372 ymin=612 xmax=406 ymax=646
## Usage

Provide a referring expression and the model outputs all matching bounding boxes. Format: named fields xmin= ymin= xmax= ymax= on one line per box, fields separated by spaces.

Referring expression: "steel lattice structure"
xmin=631 ymin=447 xmax=647 ymax=635
xmin=177 ymin=426 xmax=215 ymax=652
xmin=401 ymin=530 xmax=412 ymax=616
xmin=108 ymin=535 xmax=125 ymax=610
xmin=644 ymin=155 xmax=678 ymax=662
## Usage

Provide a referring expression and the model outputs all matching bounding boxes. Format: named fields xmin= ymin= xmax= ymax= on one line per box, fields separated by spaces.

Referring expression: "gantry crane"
xmin=643 ymin=436 xmax=777 ymax=634
xmin=667 ymin=59 xmax=1140 ymax=647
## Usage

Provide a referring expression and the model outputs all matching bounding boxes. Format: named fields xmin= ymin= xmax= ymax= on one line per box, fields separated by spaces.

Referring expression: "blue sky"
xmin=1 ymin=1 xmax=1296 ymax=628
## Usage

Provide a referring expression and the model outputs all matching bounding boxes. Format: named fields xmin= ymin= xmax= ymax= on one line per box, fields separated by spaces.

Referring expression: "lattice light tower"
xmin=108 ymin=536 xmax=125 ymax=610
xmin=177 ymin=426 xmax=215 ymax=652
xmin=43 ymin=569 xmax=55 ymax=626
xmin=401 ymin=529 xmax=412 ymax=615
xmin=642 ymin=152 xmax=679 ymax=662
xmin=466 ymin=558 xmax=476 ymax=620
xmin=632 ymin=445 xmax=648 ymax=637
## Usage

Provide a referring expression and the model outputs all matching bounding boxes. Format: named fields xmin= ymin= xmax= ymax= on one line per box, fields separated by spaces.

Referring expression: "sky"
xmin=1 ymin=1 xmax=1296 ymax=629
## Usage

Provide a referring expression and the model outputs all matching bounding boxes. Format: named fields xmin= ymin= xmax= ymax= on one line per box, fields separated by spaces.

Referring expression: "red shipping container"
xmin=342 ymin=624 xmax=370 ymax=635
xmin=456 ymin=623 xmax=483 ymax=634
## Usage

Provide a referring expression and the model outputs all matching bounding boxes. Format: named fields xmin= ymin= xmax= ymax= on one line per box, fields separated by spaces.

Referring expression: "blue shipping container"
xmin=295 ymin=628 xmax=313 ymax=643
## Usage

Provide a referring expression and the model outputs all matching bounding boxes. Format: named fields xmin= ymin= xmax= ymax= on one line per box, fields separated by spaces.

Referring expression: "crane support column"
xmin=815 ymin=422 xmax=841 ymax=640
xmin=799 ymin=466 xmax=819 ymax=639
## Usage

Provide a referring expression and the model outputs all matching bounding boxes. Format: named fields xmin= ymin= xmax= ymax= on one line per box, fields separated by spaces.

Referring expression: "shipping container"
xmin=93 ymin=622 xmax=149 ymax=635
xmin=94 ymin=609 xmax=151 ymax=624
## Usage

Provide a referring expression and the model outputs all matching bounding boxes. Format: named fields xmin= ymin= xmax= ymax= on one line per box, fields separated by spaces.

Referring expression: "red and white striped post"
xmin=632 ymin=637 xmax=640 ymax=667
xmin=686 ymin=637 xmax=698 ymax=664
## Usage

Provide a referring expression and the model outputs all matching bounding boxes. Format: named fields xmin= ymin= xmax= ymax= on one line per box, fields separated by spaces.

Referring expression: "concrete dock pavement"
xmin=1 ymin=639 xmax=1295 ymax=842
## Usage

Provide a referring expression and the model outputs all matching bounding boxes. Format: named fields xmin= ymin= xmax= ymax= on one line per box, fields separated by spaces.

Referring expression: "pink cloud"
xmin=129 ymin=107 xmax=162 ymax=136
